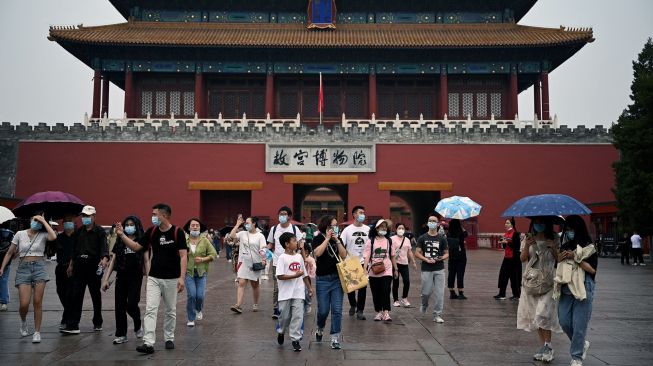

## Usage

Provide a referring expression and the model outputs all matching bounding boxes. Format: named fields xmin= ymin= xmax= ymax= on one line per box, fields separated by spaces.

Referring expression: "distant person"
xmin=630 ymin=231 xmax=644 ymax=266
xmin=447 ymin=219 xmax=468 ymax=300
xmin=414 ymin=215 xmax=449 ymax=323
xmin=0 ymin=213 xmax=57 ymax=343
xmin=0 ymin=227 xmax=16 ymax=312
xmin=53 ymin=216 xmax=76 ymax=328
xmin=619 ymin=232 xmax=631 ymax=265
xmin=340 ymin=205 xmax=369 ymax=320
xmin=391 ymin=223 xmax=417 ymax=308
xmin=230 ymin=215 xmax=267 ymax=314
xmin=183 ymin=218 xmax=217 ymax=326
xmin=495 ymin=218 xmax=522 ymax=300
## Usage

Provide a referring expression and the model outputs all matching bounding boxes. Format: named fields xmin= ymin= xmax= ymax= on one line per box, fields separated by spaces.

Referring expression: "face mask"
xmin=245 ymin=223 xmax=252 ymax=231
xmin=397 ymin=229 xmax=405 ymax=236
xmin=378 ymin=230 xmax=387 ymax=236
xmin=533 ymin=223 xmax=546 ymax=233
xmin=427 ymin=222 xmax=438 ymax=230
xmin=124 ymin=225 xmax=136 ymax=235
xmin=357 ymin=214 xmax=365 ymax=223
xmin=190 ymin=230 xmax=200 ymax=237
xmin=566 ymin=231 xmax=575 ymax=241
xmin=439 ymin=227 xmax=445 ymax=235
xmin=151 ymin=216 xmax=160 ymax=227
xmin=332 ymin=226 xmax=339 ymax=235
xmin=63 ymin=221 xmax=75 ymax=231
xmin=82 ymin=217 xmax=92 ymax=226
xmin=31 ymin=221 xmax=43 ymax=231
xmin=278 ymin=215 xmax=288 ymax=224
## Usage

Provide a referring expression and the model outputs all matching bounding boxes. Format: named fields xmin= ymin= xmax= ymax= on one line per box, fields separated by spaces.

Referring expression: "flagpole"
xmin=319 ymin=72 xmax=323 ymax=125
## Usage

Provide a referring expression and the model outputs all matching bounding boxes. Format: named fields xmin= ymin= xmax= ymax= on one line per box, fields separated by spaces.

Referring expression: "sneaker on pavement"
xmin=136 ymin=344 xmax=155 ymax=354
xmin=356 ymin=311 xmax=366 ymax=320
xmin=165 ymin=340 xmax=175 ymax=350
xmin=277 ymin=332 xmax=284 ymax=345
xmin=272 ymin=309 xmax=280 ymax=319
xmin=401 ymin=298 xmax=411 ymax=307
xmin=582 ymin=340 xmax=590 ymax=360
xmin=32 ymin=332 xmax=41 ymax=343
xmin=0 ymin=303 xmax=7 ymax=311
xmin=60 ymin=325 xmax=80 ymax=334
xmin=315 ymin=329 xmax=323 ymax=342
xmin=374 ymin=312 xmax=383 ymax=321
xmin=230 ymin=305 xmax=243 ymax=314
xmin=135 ymin=328 xmax=144 ymax=338
xmin=493 ymin=294 xmax=507 ymax=300
xmin=457 ymin=293 xmax=468 ymax=300
xmin=349 ymin=306 xmax=356 ymax=316
xmin=93 ymin=325 xmax=103 ymax=331
xmin=509 ymin=296 xmax=520 ymax=301
xmin=196 ymin=311 xmax=203 ymax=320
xmin=383 ymin=313 xmax=392 ymax=322
xmin=113 ymin=336 xmax=128 ymax=344
xmin=59 ymin=323 xmax=67 ymax=330
xmin=330 ymin=339 xmax=342 ymax=349
xmin=449 ymin=292 xmax=458 ymax=299
xmin=433 ymin=315 xmax=444 ymax=323
xmin=292 ymin=341 xmax=302 ymax=352
xmin=252 ymin=304 xmax=259 ymax=312
xmin=541 ymin=345 xmax=555 ymax=362
xmin=392 ymin=301 xmax=401 ymax=307
xmin=571 ymin=359 xmax=583 ymax=366
xmin=533 ymin=345 xmax=546 ymax=361
xmin=187 ymin=321 xmax=195 ymax=327
xmin=20 ymin=321 xmax=29 ymax=337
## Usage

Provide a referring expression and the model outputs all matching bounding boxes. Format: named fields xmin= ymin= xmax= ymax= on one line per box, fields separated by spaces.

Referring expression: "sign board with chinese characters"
xmin=266 ymin=144 xmax=376 ymax=173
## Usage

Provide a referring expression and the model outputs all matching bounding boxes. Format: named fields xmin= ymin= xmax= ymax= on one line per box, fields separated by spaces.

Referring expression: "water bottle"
xmin=96 ymin=264 xmax=104 ymax=276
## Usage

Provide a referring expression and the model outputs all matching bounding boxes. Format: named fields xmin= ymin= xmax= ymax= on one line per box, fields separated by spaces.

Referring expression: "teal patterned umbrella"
xmin=435 ymin=196 xmax=482 ymax=220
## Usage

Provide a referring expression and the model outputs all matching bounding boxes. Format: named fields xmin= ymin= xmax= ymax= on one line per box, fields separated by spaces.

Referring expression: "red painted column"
xmin=265 ymin=72 xmax=275 ymax=118
xmin=124 ymin=69 xmax=133 ymax=117
xmin=101 ymin=75 xmax=110 ymax=118
xmin=439 ymin=67 xmax=448 ymax=119
xmin=195 ymin=72 xmax=205 ymax=118
xmin=509 ymin=66 xmax=518 ymax=118
xmin=368 ymin=71 xmax=377 ymax=118
xmin=541 ymin=71 xmax=550 ymax=120
xmin=92 ymin=70 xmax=101 ymax=118
xmin=533 ymin=77 xmax=541 ymax=120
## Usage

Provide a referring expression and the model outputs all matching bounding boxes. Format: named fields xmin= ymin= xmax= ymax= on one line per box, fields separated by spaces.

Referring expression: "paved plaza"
xmin=0 ymin=249 xmax=651 ymax=365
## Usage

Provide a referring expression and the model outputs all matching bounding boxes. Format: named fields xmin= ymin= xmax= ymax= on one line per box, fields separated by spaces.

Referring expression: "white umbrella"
xmin=0 ymin=206 xmax=16 ymax=224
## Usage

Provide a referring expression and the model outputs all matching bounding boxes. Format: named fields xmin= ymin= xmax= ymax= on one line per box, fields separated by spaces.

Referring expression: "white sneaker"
xmin=32 ymin=332 xmax=41 ymax=343
xmin=541 ymin=346 xmax=555 ymax=362
xmin=187 ymin=321 xmax=195 ymax=327
xmin=20 ymin=321 xmax=29 ymax=337
xmin=228 ymin=259 xmax=232 ymax=263
xmin=400 ymin=298 xmax=411 ymax=307
xmin=135 ymin=328 xmax=144 ymax=338
xmin=433 ymin=316 xmax=444 ymax=323
xmin=0 ymin=303 xmax=7 ymax=311
xmin=392 ymin=301 xmax=401 ymax=307
xmin=571 ymin=359 xmax=583 ymax=366
xmin=113 ymin=336 xmax=128 ymax=344
xmin=196 ymin=311 xmax=203 ymax=320
xmin=582 ymin=340 xmax=590 ymax=360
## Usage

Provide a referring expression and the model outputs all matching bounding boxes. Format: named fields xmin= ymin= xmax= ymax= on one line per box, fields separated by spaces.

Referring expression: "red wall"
xmin=15 ymin=141 xmax=618 ymax=233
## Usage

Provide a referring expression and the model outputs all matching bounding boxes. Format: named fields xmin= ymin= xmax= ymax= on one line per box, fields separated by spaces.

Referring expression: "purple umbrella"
xmin=13 ymin=191 xmax=85 ymax=220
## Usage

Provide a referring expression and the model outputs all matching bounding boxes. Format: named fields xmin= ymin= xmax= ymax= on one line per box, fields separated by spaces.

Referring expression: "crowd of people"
xmin=0 ymin=201 xmax=623 ymax=365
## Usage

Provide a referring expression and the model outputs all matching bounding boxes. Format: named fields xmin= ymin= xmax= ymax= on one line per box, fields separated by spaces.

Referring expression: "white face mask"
xmin=378 ymin=230 xmax=387 ymax=236
xmin=396 ymin=229 xmax=405 ymax=237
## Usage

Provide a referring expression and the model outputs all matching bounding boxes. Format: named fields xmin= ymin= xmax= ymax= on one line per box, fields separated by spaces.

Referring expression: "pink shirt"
xmin=363 ymin=237 xmax=394 ymax=277
xmin=304 ymin=255 xmax=316 ymax=279
xmin=391 ymin=235 xmax=411 ymax=265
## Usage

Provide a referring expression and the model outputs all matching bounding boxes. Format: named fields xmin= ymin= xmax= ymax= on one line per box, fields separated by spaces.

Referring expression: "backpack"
xmin=271 ymin=224 xmax=298 ymax=249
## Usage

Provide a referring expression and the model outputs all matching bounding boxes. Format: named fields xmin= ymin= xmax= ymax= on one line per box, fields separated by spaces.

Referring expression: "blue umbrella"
xmin=435 ymin=196 xmax=482 ymax=220
xmin=501 ymin=194 xmax=591 ymax=218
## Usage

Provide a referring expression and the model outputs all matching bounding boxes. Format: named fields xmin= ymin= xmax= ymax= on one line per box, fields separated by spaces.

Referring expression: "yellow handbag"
xmin=329 ymin=244 xmax=369 ymax=293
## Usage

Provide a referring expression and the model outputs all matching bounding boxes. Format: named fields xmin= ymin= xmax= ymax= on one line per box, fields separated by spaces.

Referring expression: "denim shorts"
xmin=15 ymin=260 xmax=50 ymax=287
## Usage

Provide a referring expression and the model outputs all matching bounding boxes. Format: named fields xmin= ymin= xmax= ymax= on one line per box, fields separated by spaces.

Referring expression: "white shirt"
xmin=275 ymin=253 xmax=306 ymax=301
xmin=340 ymin=223 xmax=370 ymax=263
xmin=631 ymin=234 xmax=642 ymax=249
xmin=267 ymin=224 xmax=302 ymax=266
xmin=12 ymin=230 xmax=48 ymax=257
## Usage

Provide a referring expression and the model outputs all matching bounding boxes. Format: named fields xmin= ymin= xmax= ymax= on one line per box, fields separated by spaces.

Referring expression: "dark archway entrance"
xmin=293 ymin=184 xmax=348 ymax=224
xmin=390 ymin=191 xmax=441 ymax=236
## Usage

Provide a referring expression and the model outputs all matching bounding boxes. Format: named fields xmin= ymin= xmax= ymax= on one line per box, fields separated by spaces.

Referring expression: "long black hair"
xmin=563 ymin=215 xmax=591 ymax=245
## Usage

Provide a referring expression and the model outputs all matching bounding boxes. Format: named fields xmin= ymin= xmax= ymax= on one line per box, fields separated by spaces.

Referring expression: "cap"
xmin=81 ymin=205 xmax=96 ymax=215
xmin=374 ymin=218 xmax=390 ymax=228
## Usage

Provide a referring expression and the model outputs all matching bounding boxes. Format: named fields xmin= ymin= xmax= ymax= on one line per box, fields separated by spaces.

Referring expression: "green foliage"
xmin=612 ymin=37 xmax=653 ymax=235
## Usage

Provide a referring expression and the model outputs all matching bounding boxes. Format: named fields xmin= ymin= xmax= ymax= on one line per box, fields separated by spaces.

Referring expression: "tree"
xmin=612 ymin=37 xmax=653 ymax=236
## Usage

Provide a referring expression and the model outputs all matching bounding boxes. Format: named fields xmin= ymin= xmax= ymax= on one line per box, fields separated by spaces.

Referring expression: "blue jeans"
xmin=316 ymin=273 xmax=343 ymax=338
xmin=0 ymin=262 xmax=10 ymax=304
xmin=185 ymin=271 xmax=207 ymax=321
xmin=558 ymin=277 xmax=595 ymax=361
xmin=226 ymin=245 xmax=233 ymax=260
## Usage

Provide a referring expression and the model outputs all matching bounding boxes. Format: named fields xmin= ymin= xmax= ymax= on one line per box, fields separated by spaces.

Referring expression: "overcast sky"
xmin=1 ymin=0 xmax=651 ymax=127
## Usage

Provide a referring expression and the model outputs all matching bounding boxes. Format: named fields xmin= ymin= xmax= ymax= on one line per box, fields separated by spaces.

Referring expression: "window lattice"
xmin=141 ymin=91 xmax=153 ymax=116
xmin=170 ymin=91 xmax=181 ymax=116
xmin=406 ymin=94 xmax=420 ymax=118
xmin=448 ymin=93 xmax=459 ymax=117
xmin=251 ymin=93 xmax=265 ymax=117
xmin=346 ymin=93 xmax=364 ymax=118
xmin=491 ymin=93 xmax=502 ymax=117
xmin=183 ymin=92 xmax=194 ymax=116
xmin=476 ymin=93 xmax=488 ymax=118
xmin=223 ymin=93 xmax=237 ymax=118
xmin=462 ymin=93 xmax=473 ymax=118
xmin=378 ymin=94 xmax=393 ymax=118
xmin=422 ymin=94 xmax=434 ymax=119
xmin=279 ymin=93 xmax=298 ymax=118
xmin=155 ymin=91 xmax=167 ymax=115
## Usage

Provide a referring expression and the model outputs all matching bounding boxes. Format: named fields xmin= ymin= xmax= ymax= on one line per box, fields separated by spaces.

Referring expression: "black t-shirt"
xmin=73 ymin=225 xmax=108 ymax=259
xmin=139 ymin=225 xmax=187 ymax=279
xmin=560 ymin=240 xmax=598 ymax=281
xmin=55 ymin=232 xmax=75 ymax=266
xmin=112 ymin=238 xmax=143 ymax=273
xmin=314 ymin=233 xmax=339 ymax=276
xmin=417 ymin=233 xmax=448 ymax=271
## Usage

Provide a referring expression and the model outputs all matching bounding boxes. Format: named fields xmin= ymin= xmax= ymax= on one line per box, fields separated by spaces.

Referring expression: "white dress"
xmin=236 ymin=231 xmax=267 ymax=281
xmin=517 ymin=239 xmax=563 ymax=333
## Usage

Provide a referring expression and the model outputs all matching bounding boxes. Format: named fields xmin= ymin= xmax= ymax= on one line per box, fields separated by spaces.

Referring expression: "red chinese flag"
xmin=318 ymin=72 xmax=324 ymax=114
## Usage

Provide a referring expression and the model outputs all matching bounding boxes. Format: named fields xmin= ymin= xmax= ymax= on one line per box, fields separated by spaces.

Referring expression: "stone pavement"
xmin=0 ymin=249 xmax=651 ymax=365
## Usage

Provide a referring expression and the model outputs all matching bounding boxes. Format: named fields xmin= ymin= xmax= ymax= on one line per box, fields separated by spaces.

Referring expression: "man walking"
xmin=415 ymin=215 xmax=449 ymax=323
xmin=340 ymin=205 xmax=369 ymax=320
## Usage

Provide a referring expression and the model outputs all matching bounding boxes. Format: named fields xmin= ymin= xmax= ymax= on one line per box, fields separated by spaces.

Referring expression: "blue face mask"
xmin=63 ymin=221 xmax=75 ymax=231
xmin=151 ymin=216 xmax=160 ymax=227
xmin=357 ymin=214 xmax=365 ymax=223
xmin=245 ymin=223 xmax=253 ymax=231
xmin=31 ymin=221 xmax=43 ymax=231
xmin=533 ymin=223 xmax=546 ymax=233
xmin=427 ymin=222 xmax=438 ymax=230
xmin=566 ymin=231 xmax=575 ymax=241
xmin=278 ymin=215 xmax=288 ymax=224
xmin=81 ymin=217 xmax=92 ymax=226
xmin=190 ymin=230 xmax=200 ymax=237
xmin=124 ymin=225 xmax=136 ymax=235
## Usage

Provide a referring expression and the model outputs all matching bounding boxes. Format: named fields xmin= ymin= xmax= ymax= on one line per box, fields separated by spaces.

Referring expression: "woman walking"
xmin=0 ymin=213 xmax=57 ymax=343
xmin=446 ymin=219 xmax=468 ymax=299
xmin=313 ymin=215 xmax=348 ymax=349
xmin=517 ymin=217 xmax=562 ymax=363
xmin=364 ymin=219 xmax=397 ymax=322
xmin=495 ymin=218 xmax=522 ymax=300
xmin=229 ymin=215 xmax=266 ymax=313
xmin=102 ymin=215 xmax=147 ymax=344
xmin=557 ymin=215 xmax=597 ymax=366
xmin=391 ymin=223 xmax=417 ymax=307
xmin=184 ymin=218 xmax=217 ymax=326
